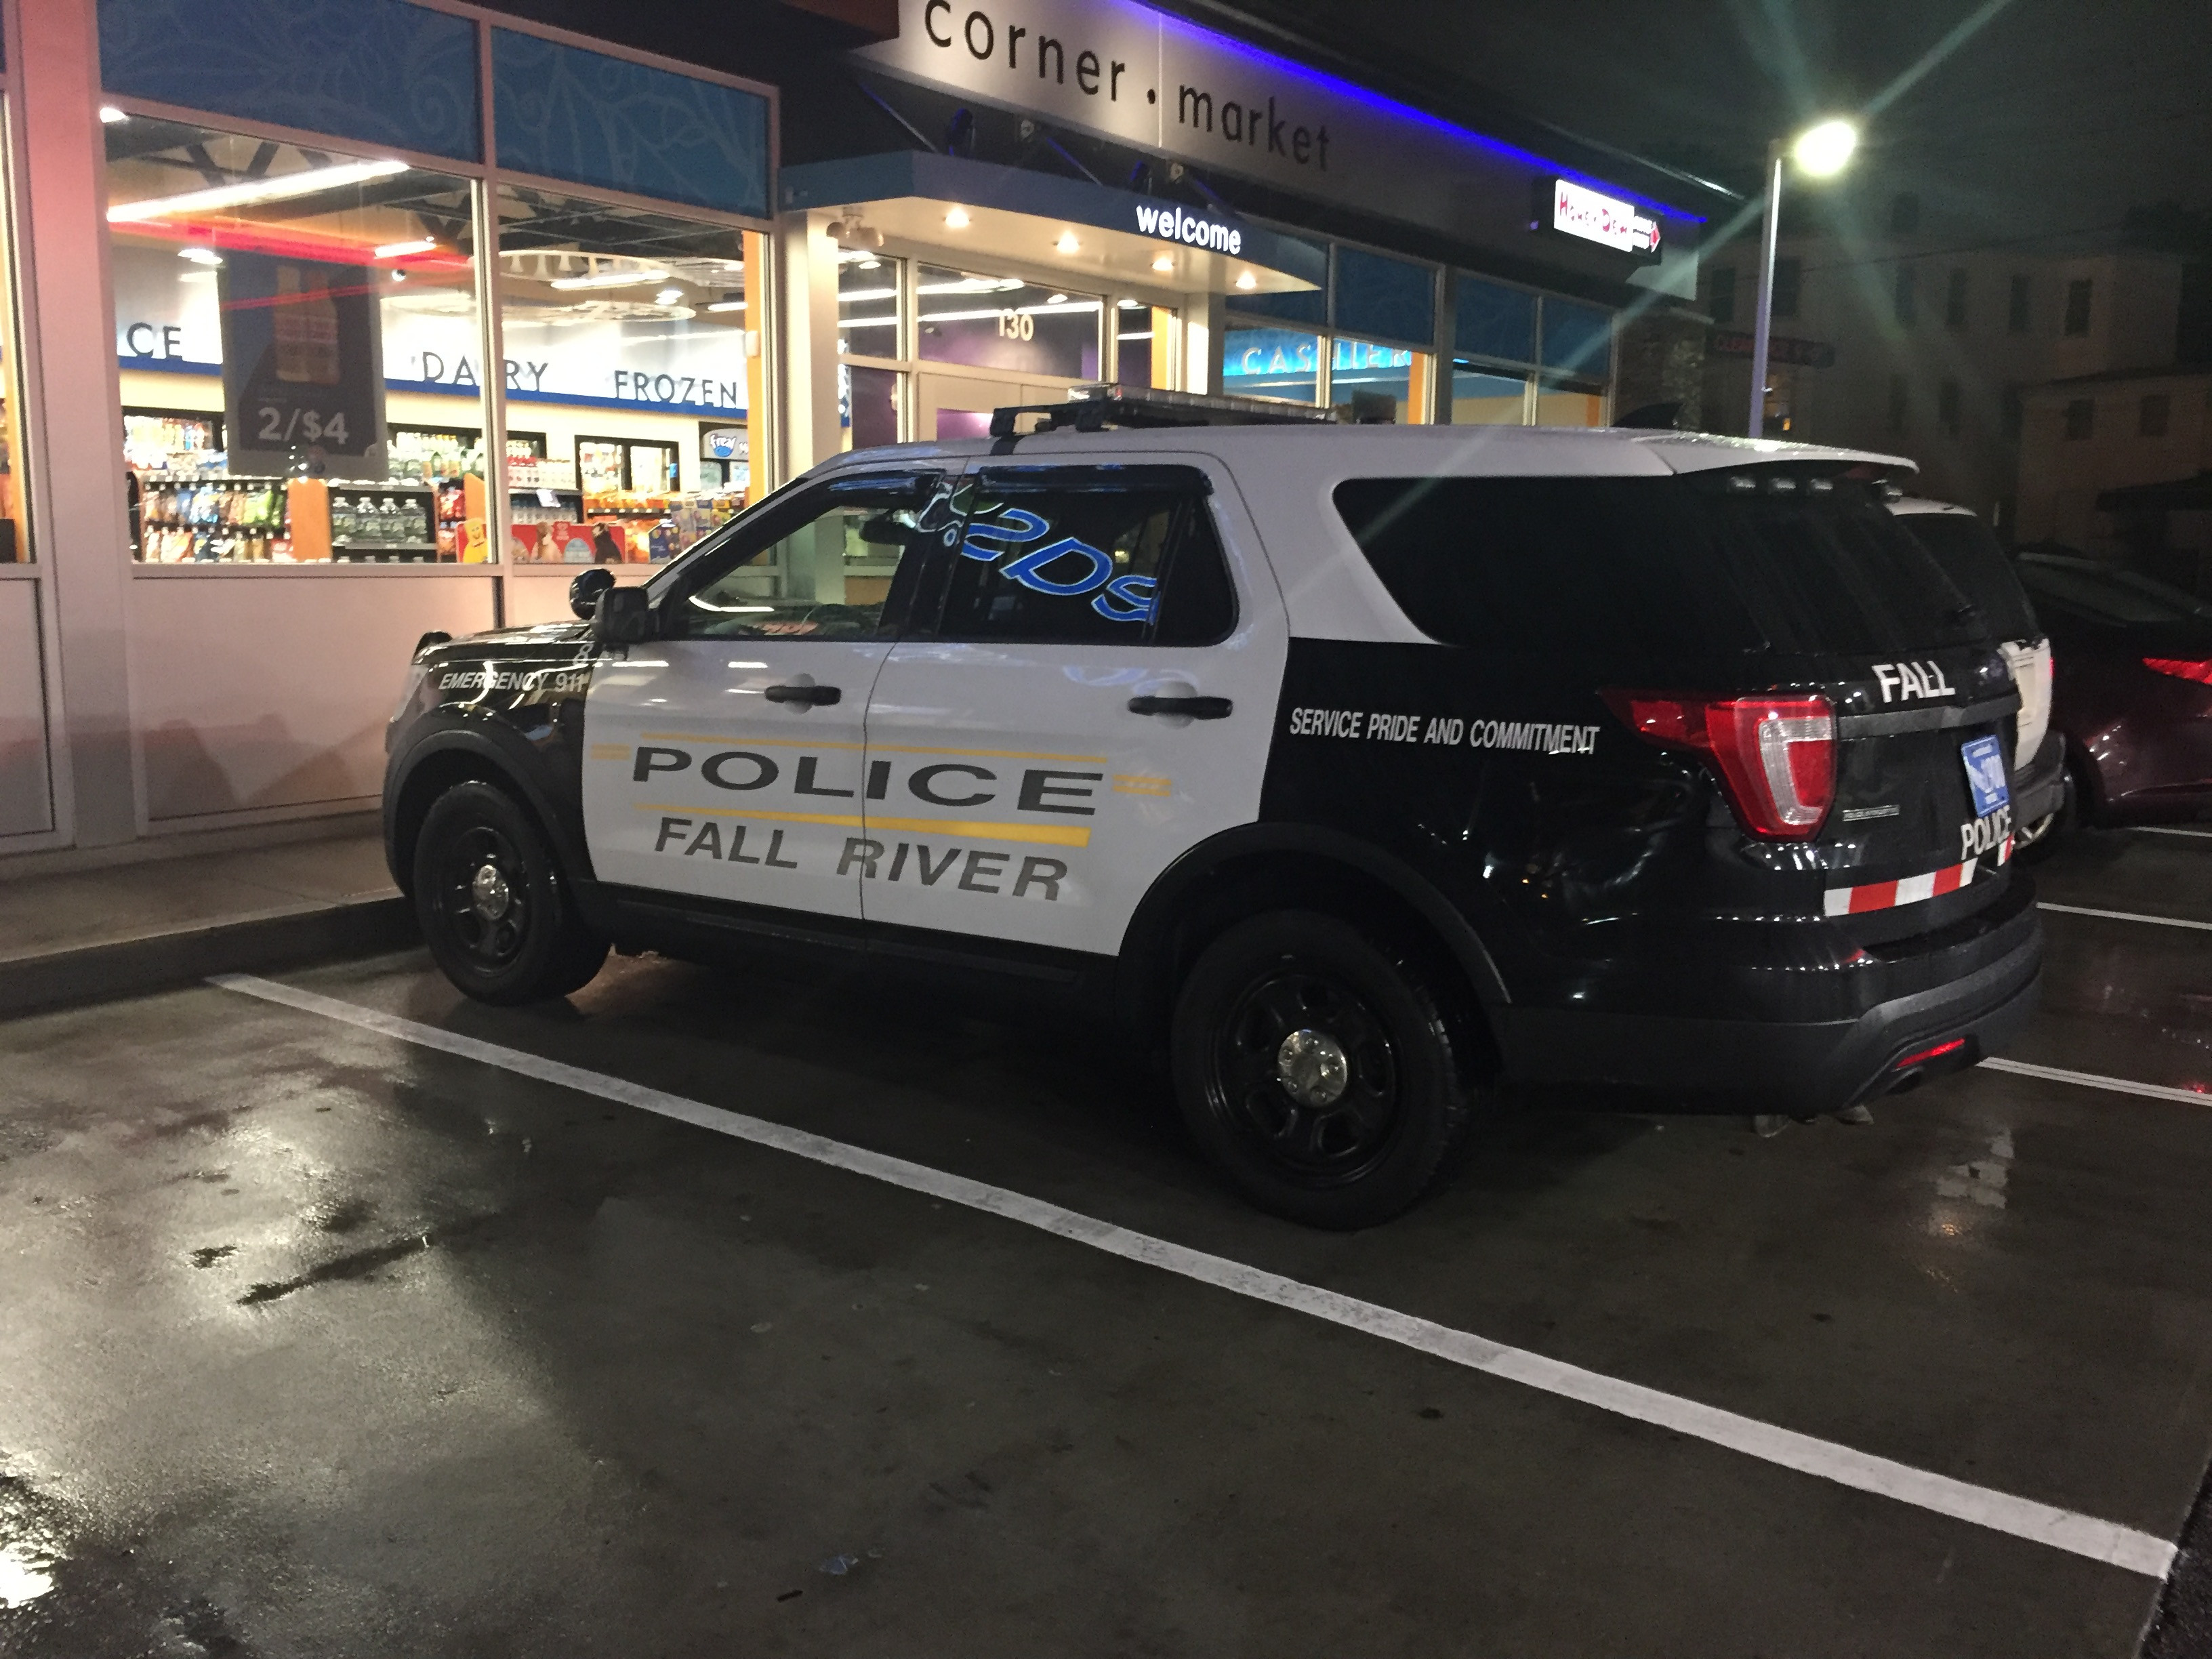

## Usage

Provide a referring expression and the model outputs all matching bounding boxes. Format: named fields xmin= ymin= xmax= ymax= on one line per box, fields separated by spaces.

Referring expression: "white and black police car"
xmin=385 ymin=388 xmax=2039 ymax=1227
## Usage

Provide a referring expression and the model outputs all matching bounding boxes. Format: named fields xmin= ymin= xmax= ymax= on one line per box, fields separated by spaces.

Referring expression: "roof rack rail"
xmin=987 ymin=383 xmax=1339 ymax=438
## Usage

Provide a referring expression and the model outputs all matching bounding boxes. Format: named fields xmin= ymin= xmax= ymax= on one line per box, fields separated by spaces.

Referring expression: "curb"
xmin=0 ymin=895 xmax=419 ymax=1019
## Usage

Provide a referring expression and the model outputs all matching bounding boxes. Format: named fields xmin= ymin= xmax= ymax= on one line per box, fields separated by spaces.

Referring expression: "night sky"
xmin=1233 ymin=0 xmax=2212 ymax=245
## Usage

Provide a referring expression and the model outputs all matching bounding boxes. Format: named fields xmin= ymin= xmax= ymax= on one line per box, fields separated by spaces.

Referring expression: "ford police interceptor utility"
xmin=384 ymin=390 xmax=2040 ymax=1228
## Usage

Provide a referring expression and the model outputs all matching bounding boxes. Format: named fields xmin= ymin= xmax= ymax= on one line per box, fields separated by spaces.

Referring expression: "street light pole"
xmin=1746 ymin=140 xmax=1784 ymax=439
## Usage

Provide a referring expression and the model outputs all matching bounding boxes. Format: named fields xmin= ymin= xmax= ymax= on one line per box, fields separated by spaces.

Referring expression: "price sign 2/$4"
xmin=219 ymin=251 xmax=388 ymax=466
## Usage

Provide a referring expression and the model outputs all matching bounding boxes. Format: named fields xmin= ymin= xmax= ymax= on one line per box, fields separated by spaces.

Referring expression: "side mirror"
xmin=569 ymin=567 xmax=615 ymax=620
xmin=593 ymin=586 xmax=655 ymax=645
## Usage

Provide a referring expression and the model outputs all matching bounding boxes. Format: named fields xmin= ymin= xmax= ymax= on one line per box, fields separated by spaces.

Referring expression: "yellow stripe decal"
xmin=587 ymin=743 xmax=630 ymax=761
xmin=636 ymin=732 xmax=1105 ymax=762
xmin=636 ymin=804 xmax=1090 ymax=848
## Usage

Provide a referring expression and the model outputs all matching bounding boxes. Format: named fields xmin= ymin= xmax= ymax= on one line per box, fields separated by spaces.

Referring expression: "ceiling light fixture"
xmin=655 ymin=286 xmax=685 ymax=304
xmin=1055 ymin=230 xmax=1080 ymax=254
xmin=859 ymin=257 xmax=882 ymax=270
xmin=1151 ymin=253 xmax=1174 ymax=272
xmin=1235 ymin=270 xmax=1257 ymax=290
xmin=108 ymin=157 xmax=407 ymax=223
xmin=944 ymin=207 xmax=971 ymax=229
xmin=176 ymin=246 xmax=223 ymax=266
xmin=373 ymin=237 xmax=437 ymax=259
xmin=705 ymin=300 xmax=747 ymax=312
xmin=547 ymin=266 xmax=672 ymax=291
xmin=1047 ymin=293 xmax=1067 ymax=304
xmin=98 ymin=106 xmax=129 ymax=124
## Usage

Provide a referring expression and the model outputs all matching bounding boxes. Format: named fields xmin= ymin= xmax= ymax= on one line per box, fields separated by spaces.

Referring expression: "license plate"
xmin=1961 ymin=734 xmax=2010 ymax=816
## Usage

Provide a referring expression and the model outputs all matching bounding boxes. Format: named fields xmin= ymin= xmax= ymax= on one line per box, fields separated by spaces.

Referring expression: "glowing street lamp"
xmin=1746 ymin=119 xmax=1859 ymax=438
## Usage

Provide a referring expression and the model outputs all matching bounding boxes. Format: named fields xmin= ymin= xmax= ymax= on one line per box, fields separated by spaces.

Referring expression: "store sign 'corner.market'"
xmin=855 ymin=0 xmax=1700 ymax=292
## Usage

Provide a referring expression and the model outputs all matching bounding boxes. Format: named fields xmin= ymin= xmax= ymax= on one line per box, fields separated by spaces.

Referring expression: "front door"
xmin=859 ymin=458 xmax=1286 ymax=957
xmin=581 ymin=470 xmax=948 ymax=921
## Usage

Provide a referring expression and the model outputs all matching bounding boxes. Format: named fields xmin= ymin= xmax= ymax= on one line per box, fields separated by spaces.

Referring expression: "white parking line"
xmin=1982 ymin=1057 xmax=2212 ymax=1107
xmin=210 ymin=971 xmax=2178 ymax=1582
xmin=2039 ymin=901 xmax=2212 ymax=932
xmin=2136 ymin=827 xmax=2212 ymax=841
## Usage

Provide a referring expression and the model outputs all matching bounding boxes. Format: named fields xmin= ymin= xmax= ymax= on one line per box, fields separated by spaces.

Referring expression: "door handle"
xmin=1128 ymin=694 xmax=1232 ymax=719
xmin=764 ymin=682 xmax=842 ymax=705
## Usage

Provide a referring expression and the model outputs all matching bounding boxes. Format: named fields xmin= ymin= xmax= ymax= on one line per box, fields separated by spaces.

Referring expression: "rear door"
xmin=858 ymin=457 xmax=1286 ymax=956
xmin=579 ymin=470 xmax=947 ymax=920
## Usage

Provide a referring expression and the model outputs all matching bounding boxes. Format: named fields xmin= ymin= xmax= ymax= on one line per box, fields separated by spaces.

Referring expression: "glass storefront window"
xmin=1535 ymin=374 xmax=1607 ymax=428
xmin=838 ymin=251 xmax=901 ymax=356
xmin=495 ymin=184 xmax=753 ymax=562
xmin=1114 ymin=299 xmax=1176 ymax=390
xmin=1332 ymin=336 xmax=1429 ymax=424
xmin=916 ymin=264 xmax=1099 ymax=381
xmin=1450 ymin=366 xmax=1528 ymax=425
xmin=842 ymin=363 xmax=901 ymax=452
xmin=1223 ymin=325 xmax=1321 ymax=404
xmin=106 ymin=117 xmax=485 ymax=562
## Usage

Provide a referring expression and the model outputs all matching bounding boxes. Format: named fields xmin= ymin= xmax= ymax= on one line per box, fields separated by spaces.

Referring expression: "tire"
xmin=412 ymin=780 xmax=607 ymax=1004
xmin=1170 ymin=910 xmax=1474 ymax=1229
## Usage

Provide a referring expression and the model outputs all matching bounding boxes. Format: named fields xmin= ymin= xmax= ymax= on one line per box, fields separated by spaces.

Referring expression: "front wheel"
xmin=1170 ymin=911 xmax=1475 ymax=1229
xmin=413 ymin=780 xmax=607 ymax=1004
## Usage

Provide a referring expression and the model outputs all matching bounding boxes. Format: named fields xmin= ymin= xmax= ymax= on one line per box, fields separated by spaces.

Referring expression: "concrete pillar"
xmin=15 ymin=0 xmax=140 ymax=844
xmin=776 ymin=211 xmax=842 ymax=478
xmin=1184 ymin=291 xmax=1226 ymax=395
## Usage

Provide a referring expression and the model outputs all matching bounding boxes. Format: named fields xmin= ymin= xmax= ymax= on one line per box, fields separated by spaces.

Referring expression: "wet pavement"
xmin=1 ymin=827 xmax=2208 ymax=1656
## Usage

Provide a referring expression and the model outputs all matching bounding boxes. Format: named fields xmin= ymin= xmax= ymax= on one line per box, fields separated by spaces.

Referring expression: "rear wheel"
xmin=1171 ymin=911 xmax=1475 ymax=1229
xmin=413 ymin=780 xmax=607 ymax=1004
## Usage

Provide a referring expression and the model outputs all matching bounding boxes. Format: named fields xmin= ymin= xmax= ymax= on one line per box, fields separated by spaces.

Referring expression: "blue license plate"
xmin=1961 ymin=735 xmax=2010 ymax=816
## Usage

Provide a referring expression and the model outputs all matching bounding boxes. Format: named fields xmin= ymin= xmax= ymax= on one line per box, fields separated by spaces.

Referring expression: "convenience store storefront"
xmin=1 ymin=0 xmax=1713 ymax=860
xmin=5 ymin=0 xmax=775 ymax=851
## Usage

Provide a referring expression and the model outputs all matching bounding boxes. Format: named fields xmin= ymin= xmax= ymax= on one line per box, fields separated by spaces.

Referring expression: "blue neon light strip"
xmin=1151 ymin=8 xmax=1706 ymax=223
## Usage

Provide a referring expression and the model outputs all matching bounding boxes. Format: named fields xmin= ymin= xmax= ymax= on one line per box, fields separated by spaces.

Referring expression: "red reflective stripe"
xmin=1848 ymin=880 xmax=1898 ymax=914
xmin=1931 ymin=861 xmax=1966 ymax=896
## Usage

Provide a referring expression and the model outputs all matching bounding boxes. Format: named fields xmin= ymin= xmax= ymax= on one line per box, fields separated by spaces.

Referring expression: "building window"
xmin=496 ymin=184 xmax=754 ymax=561
xmin=1887 ymin=375 xmax=1908 ymax=434
xmin=108 ymin=118 xmax=488 ymax=563
xmin=2140 ymin=392 xmax=2171 ymax=437
xmin=1449 ymin=365 xmax=1527 ymax=425
xmin=2008 ymin=274 xmax=2031 ymax=334
xmin=2063 ymin=398 xmax=2094 ymax=440
xmin=1332 ymin=336 xmax=1427 ymax=424
xmin=1889 ymin=193 xmax=1921 ymax=234
xmin=1223 ymin=325 xmax=1322 ymax=405
xmin=1945 ymin=269 xmax=1968 ymax=330
xmin=2064 ymin=279 xmax=2093 ymax=336
xmin=1938 ymin=380 xmax=1962 ymax=434
xmin=1706 ymin=265 xmax=1736 ymax=327
xmin=1893 ymin=266 xmax=1916 ymax=327
xmin=1770 ymin=257 xmax=1802 ymax=319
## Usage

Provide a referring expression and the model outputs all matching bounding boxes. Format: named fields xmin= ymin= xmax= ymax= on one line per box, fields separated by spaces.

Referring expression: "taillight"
xmin=1605 ymin=691 xmax=1837 ymax=839
xmin=2144 ymin=657 xmax=2212 ymax=684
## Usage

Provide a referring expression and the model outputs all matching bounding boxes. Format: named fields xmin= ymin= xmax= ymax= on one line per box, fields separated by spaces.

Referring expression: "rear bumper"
xmin=1494 ymin=890 xmax=2042 ymax=1113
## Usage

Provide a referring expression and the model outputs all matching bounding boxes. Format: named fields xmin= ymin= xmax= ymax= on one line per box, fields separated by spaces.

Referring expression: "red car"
xmin=2014 ymin=550 xmax=2212 ymax=826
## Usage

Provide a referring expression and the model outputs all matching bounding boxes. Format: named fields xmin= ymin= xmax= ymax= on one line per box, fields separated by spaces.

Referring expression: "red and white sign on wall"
xmin=1549 ymin=178 xmax=1661 ymax=258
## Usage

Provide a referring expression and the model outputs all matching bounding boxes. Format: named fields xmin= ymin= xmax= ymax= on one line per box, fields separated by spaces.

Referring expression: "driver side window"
xmin=667 ymin=475 xmax=944 ymax=640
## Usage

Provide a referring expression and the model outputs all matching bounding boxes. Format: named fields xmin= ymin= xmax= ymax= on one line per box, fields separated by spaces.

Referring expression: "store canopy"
xmin=2097 ymin=471 xmax=2212 ymax=512
xmin=781 ymin=151 xmax=1324 ymax=297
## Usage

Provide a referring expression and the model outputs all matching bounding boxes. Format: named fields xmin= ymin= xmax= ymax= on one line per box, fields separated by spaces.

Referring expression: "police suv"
xmin=385 ymin=390 xmax=2040 ymax=1228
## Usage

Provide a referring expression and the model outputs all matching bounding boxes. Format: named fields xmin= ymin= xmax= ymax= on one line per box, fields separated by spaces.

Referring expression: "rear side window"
xmin=1330 ymin=476 xmax=1765 ymax=662
xmin=929 ymin=468 xmax=1235 ymax=646
xmin=1895 ymin=511 xmax=2039 ymax=640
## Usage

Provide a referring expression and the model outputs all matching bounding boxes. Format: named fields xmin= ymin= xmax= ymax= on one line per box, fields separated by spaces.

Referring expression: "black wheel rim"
xmin=1206 ymin=967 xmax=1401 ymax=1186
xmin=437 ymin=822 xmax=531 ymax=969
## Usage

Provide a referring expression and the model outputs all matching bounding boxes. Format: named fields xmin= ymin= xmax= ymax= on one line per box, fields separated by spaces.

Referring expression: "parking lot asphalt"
xmin=1 ymin=829 xmax=2209 ymax=1657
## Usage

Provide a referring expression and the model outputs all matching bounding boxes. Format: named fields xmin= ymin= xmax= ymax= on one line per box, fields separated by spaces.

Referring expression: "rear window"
xmin=1896 ymin=511 xmax=2040 ymax=640
xmin=1332 ymin=471 xmax=1986 ymax=662
xmin=2018 ymin=556 xmax=2212 ymax=628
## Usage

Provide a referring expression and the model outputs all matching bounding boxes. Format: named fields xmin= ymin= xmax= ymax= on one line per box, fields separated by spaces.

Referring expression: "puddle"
xmin=0 ymin=1540 xmax=54 ymax=1609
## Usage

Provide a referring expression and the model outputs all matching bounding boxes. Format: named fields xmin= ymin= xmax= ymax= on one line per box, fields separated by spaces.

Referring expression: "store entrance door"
xmin=918 ymin=373 xmax=1073 ymax=443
